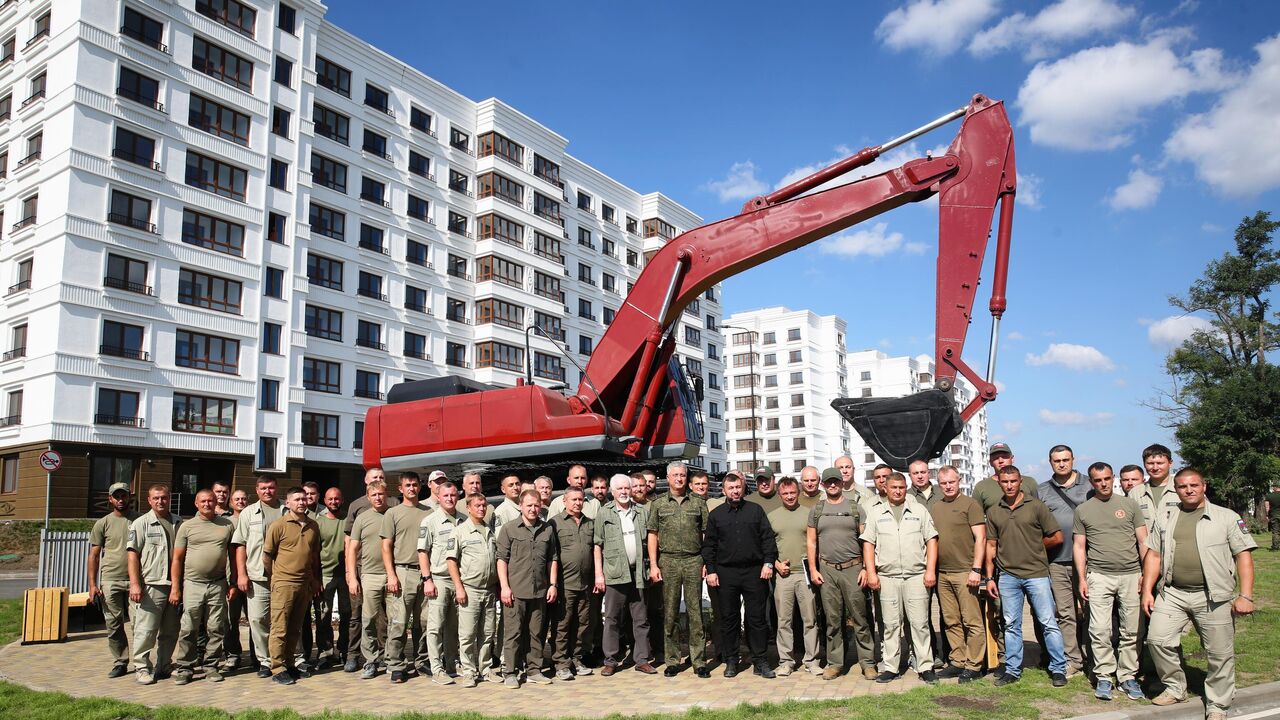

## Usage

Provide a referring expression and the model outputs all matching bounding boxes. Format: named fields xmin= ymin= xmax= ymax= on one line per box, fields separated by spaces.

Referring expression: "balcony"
xmin=448 ymin=224 xmax=472 ymax=238
xmin=365 ymin=103 xmax=395 ymax=119
xmin=100 ymin=344 xmax=150 ymax=361
xmin=446 ymin=269 xmax=471 ymax=282
xmin=0 ymin=415 xmax=19 ymax=427
xmin=356 ymin=287 xmax=388 ymax=302
xmin=195 ymin=1 xmax=255 ymax=37
xmin=116 ymin=86 xmax=164 ymax=112
xmin=577 ymin=239 xmax=596 ymax=251
xmin=15 ymin=150 xmax=40 ymax=167
xmin=533 ymin=287 xmax=564 ymax=302
xmin=18 ymin=89 xmax=43 ymax=109
xmin=107 ymin=212 xmax=157 ymax=234
xmin=95 ymin=414 xmax=145 ymax=428
xmin=359 ymin=193 xmax=390 ymax=209
xmin=363 ymin=147 xmax=393 ymax=162
xmin=103 ymin=276 xmax=153 ymax=295
xmin=1 ymin=347 xmax=24 ymax=361
xmin=356 ymin=337 xmax=387 ymax=351
xmin=410 ymin=168 xmax=435 ymax=183
xmin=446 ymin=313 xmax=472 ymax=325
xmin=450 ymin=138 xmax=471 ymax=154
xmin=354 ymin=388 xmax=384 ymax=400
xmin=120 ymin=25 xmax=168 ymax=53
xmin=445 ymin=357 xmax=469 ymax=369
xmin=448 ymin=181 xmax=473 ymax=197
xmin=404 ymin=349 xmax=430 ymax=361
xmin=23 ymin=29 xmax=49 ymax=50
xmin=111 ymin=147 xmax=162 ymax=171
xmin=358 ymin=239 xmax=387 ymax=255
xmin=6 ymin=279 xmax=29 ymax=295
xmin=404 ymin=301 xmax=431 ymax=314
xmin=310 ymin=171 xmax=345 ymax=193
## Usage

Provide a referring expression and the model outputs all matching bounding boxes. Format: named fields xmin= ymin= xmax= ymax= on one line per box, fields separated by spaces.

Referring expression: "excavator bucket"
xmin=832 ymin=389 xmax=963 ymax=470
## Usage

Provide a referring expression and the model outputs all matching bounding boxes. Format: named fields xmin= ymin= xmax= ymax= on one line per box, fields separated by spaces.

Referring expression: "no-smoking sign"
xmin=38 ymin=450 xmax=61 ymax=472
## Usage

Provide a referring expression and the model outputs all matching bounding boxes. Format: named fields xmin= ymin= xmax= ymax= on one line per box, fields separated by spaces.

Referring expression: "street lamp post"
xmin=721 ymin=324 xmax=759 ymax=473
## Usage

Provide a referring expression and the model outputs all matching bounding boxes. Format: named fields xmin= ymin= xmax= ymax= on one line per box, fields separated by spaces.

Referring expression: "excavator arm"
xmin=365 ymin=93 xmax=1015 ymax=479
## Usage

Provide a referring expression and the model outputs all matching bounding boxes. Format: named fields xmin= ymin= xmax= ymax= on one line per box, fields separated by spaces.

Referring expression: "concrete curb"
xmin=0 ymin=572 xmax=35 ymax=580
xmin=1067 ymin=681 xmax=1280 ymax=720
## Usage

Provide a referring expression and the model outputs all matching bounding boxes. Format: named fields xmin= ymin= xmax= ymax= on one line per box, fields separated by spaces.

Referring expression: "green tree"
xmin=1160 ymin=211 xmax=1280 ymax=515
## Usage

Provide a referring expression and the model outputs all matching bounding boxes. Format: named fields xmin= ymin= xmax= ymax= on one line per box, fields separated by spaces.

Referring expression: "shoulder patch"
xmin=1237 ymin=518 xmax=1248 ymax=532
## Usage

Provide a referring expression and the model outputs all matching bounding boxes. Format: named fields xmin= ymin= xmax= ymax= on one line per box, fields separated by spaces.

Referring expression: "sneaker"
xmin=776 ymin=664 xmax=794 ymax=677
xmin=959 ymin=669 xmax=981 ymax=684
xmin=344 ymin=657 xmax=361 ymax=673
xmin=136 ymin=670 xmax=156 ymax=685
xmin=1095 ymin=679 xmax=1113 ymax=700
xmin=937 ymin=665 xmax=965 ymax=679
xmin=920 ymin=670 xmax=939 ymax=685
xmin=433 ymin=672 xmax=455 ymax=685
xmin=876 ymin=671 xmax=898 ymax=684
xmin=1207 ymin=711 xmax=1228 ymax=720
xmin=107 ymin=663 xmax=128 ymax=679
xmin=485 ymin=670 xmax=505 ymax=683
xmin=173 ymin=672 xmax=192 ymax=686
xmin=271 ymin=671 xmax=295 ymax=686
xmin=461 ymin=675 xmax=478 ymax=688
xmin=526 ymin=671 xmax=553 ymax=684
xmin=993 ymin=672 xmax=1020 ymax=687
xmin=257 ymin=667 xmax=272 ymax=679
xmin=295 ymin=665 xmax=312 ymax=679
xmin=1119 ymin=679 xmax=1145 ymax=701
xmin=573 ymin=660 xmax=593 ymax=676
xmin=1065 ymin=664 xmax=1083 ymax=679
xmin=1051 ymin=672 xmax=1067 ymax=688
xmin=862 ymin=665 xmax=878 ymax=680
xmin=1151 ymin=691 xmax=1187 ymax=706
xmin=822 ymin=666 xmax=843 ymax=681
xmin=390 ymin=670 xmax=408 ymax=684
xmin=557 ymin=668 xmax=575 ymax=681
xmin=806 ymin=663 xmax=825 ymax=676
xmin=416 ymin=663 xmax=433 ymax=677
xmin=361 ymin=664 xmax=378 ymax=680
xmin=206 ymin=668 xmax=224 ymax=683
xmin=504 ymin=674 xmax=520 ymax=689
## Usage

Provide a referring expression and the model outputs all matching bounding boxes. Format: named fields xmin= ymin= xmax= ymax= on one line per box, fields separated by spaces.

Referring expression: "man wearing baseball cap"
xmin=972 ymin=444 xmax=1039 ymax=513
xmin=422 ymin=470 xmax=448 ymax=511
xmin=807 ymin=467 xmax=875 ymax=680
xmin=747 ymin=466 xmax=782 ymax=513
xmin=88 ymin=482 xmax=136 ymax=677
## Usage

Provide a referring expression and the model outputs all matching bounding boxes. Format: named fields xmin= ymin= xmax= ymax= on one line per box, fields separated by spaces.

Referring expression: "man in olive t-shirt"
xmin=380 ymin=473 xmax=430 ymax=682
xmin=768 ymin=477 xmax=820 ymax=675
xmin=88 ymin=482 xmax=135 ymax=677
xmin=346 ymin=480 xmax=390 ymax=677
xmin=929 ymin=466 xmax=986 ymax=679
xmin=971 ymin=443 xmax=1039 ymax=511
xmin=171 ymin=489 xmax=235 ymax=683
xmin=1265 ymin=485 xmax=1280 ymax=551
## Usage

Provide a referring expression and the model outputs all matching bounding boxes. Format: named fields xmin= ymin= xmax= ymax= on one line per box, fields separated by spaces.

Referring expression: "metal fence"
xmin=36 ymin=530 xmax=90 ymax=593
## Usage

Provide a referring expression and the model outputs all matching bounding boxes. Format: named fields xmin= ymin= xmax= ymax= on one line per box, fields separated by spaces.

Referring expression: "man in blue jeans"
xmin=983 ymin=465 xmax=1068 ymax=687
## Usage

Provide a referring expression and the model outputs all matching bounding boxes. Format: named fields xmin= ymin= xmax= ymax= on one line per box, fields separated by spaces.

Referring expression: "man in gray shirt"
xmin=1038 ymin=445 xmax=1092 ymax=676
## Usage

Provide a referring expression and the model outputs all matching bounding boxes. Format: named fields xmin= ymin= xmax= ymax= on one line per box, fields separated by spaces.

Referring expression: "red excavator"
xmin=363 ymin=93 xmax=1016 ymax=483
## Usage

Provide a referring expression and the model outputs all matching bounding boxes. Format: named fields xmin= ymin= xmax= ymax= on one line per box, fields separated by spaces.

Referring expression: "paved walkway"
xmin=0 ymin=628 xmax=928 ymax=717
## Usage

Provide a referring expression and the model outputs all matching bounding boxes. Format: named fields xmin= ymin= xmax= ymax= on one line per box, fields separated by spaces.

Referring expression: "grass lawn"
xmin=0 ymin=536 xmax=1275 ymax=720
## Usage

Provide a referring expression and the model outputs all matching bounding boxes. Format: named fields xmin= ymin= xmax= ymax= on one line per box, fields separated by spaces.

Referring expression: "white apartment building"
xmin=723 ymin=307 xmax=988 ymax=492
xmin=0 ymin=0 xmax=725 ymax=519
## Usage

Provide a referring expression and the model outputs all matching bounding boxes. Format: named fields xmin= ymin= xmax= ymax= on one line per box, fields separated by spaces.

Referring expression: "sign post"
xmin=38 ymin=450 xmax=61 ymax=529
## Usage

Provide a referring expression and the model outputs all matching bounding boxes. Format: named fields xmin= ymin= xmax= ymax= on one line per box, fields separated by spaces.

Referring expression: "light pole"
xmin=721 ymin=324 xmax=759 ymax=472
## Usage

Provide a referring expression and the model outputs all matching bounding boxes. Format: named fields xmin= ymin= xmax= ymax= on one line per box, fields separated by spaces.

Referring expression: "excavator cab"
xmin=832 ymin=389 xmax=964 ymax=470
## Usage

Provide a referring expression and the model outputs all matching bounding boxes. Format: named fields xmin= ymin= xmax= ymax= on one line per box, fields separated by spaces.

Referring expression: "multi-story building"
xmin=0 ymin=0 xmax=724 ymax=519
xmin=723 ymin=307 xmax=988 ymax=493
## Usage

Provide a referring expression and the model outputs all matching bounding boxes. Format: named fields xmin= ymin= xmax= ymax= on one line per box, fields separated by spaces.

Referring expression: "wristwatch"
xmin=763 ymin=562 xmax=774 ymax=570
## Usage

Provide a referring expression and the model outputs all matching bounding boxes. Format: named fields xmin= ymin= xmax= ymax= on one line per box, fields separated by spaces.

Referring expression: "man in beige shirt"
xmin=127 ymin=484 xmax=181 ymax=685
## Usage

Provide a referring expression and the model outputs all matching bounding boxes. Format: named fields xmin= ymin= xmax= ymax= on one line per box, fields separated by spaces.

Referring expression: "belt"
xmin=820 ymin=556 xmax=860 ymax=571
xmin=395 ymin=563 xmax=419 ymax=569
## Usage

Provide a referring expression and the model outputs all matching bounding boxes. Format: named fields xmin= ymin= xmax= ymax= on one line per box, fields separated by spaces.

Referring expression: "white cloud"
xmin=1017 ymin=38 xmax=1236 ymax=150
xmin=1017 ymin=172 xmax=1043 ymax=209
xmin=970 ymin=0 xmax=1136 ymax=59
xmin=1200 ymin=222 xmax=1224 ymax=233
xmin=704 ymin=161 xmax=767 ymax=203
xmin=1007 ymin=331 xmax=1026 ymax=341
xmin=1002 ymin=420 xmax=1023 ymax=435
xmin=1165 ymin=34 xmax=1280 ymax=196
xmin=1147 ymin=314 xmax=1213 ymax=349
xmin=994 ymin=380 xmax=1008 ymax=393
xmin=818 ymin=222 xmax=927 ymax=258
xmin=1109 ymin=168 xmax=1163 ymax=210
xmin=879 ymin=338 xmax=893 ymax=349
xmin=876 ymin=0 xmax=999 ymax=56
xmin=1025 ymin=343 xmax=1116 ymax=371
xmin=1113 ymin=378 xmax=1129 ymax=387
xmin=1039 ymin=409 xmax=1115 ymax=426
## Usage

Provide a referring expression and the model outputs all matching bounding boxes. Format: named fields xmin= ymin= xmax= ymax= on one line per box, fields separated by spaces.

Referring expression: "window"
xmin=362 ymin=129 xmax=389 ymax=159
xmin=364 ymin=83 xmax=392 ymax=115
xmin=315 ymin=56 xmax=350 ymax=96
xmin=762 ymin=353 xmax=776 ymax=366
xmin=789 ymin=371 xmax=803 ymax=385
xmin=277 ymin=4 xmax=297 ymax=33
xmin=407 ymin=194 xmax=430 ymax=220
xmin=353 ymin=421 xmax=363 ymax=449
xmin=476 ymin=341 xmax=524 ymax=372
xmin=478 ymin=171 xmax=523 ymax=205
xmin=766 ymin=396 xmax=779 ymax=409
xmin=787 ymin=327 xmax=801 ymax=342
xmin=101 ymin=319 xmax=146 ymax=360
xmin=626 ymin=249 xmax=639 ymax=267
xmin=476 ymin=255 xmax=523 ymax=287
xmin=410 ymin=106 xmax=433 ymax=134
xmin=268 ymin=158 xmax=288 ymax=190
xmin=195 ymin=0 xmax=256 ymax=36
xmin=478 ymin=131 xmax=523 ymax=165
xmin=0 ymin=93 xmax=11 ymax=122
xmin=789 ymin=350 xmax=802 ymax=363
xmin=449 ymin=127 xmax=470 ymax=152
xmin=304 ymin=305 xmax=342 ymax=341
xmin=708 ymin=374 xmax=720 ymax=390
xmin=447 ymin=255 xmax=468 ymax=280
xmin=310 ymin=153 xmax=347 ymax=192
xmin=404 ymin=331 xmax=428 ymax=360
xmin=534 ymin=312 xmax=564 ymax=341
xmin=356 ymin=319 xmax=384 ymax=350
xmin=359 ymin=224 xmax=386 ymax=254
xmin=603 ymin=307 xmax=615 ymax=325
xmin=408 ymin=150 xmax=431 ymax=179
xmin=861 ymin=387 xmax=873 ymax=398
xmin=533 ymin=353 xmax=564 ymax=382
xmin=189 ymin=94 xmax=250 ymax=145
xmin=264 ymin=267 xmax=284 ymax=298
xmin=578 ymin=227 xmax=593 ymax=248
xmin=791 ymin=393 xmax=804 ymax=407
xmin=271 ymin=106 xmax=290 ymax=137
xmin=108 ymin=190 xmax=153 ymax=232
xmin=121 ymin=7 xmax=165 ymax=51
xmin=626 ymin=215 xmax=638 ymax=234
xmin=602 ymin=238 xmax=616 ymax=257
xmin=192 ymin=37 xmax=253 ymax=91
xmin=734 ymin=396 xmax=759 ymax=410
xmin=19 ymin=132 xmax=41 ymax=167
xmin=578 ymin=335 xmax=594 ymax=356
xmin=112 ymin=127 xmax=156 ymax=168
xmin=257 ymin=437 xmax=277 ymax=469
xmin=357 ymin=271 xmax=386 ymax=301
xmin=14 ymin=194 xmax=36 ymax=230
xmin=793 ymin=438 xmax=807 ymax=450
xmin=309 ymin=203 xmax=345 ymax=240
xmin=445 ymin=297 xmax=466 ymax=321
xmin=405 ymin=286 xmax=429 ymax=313
xmin=577 ymin=191 xmax=592 ymax=211
xmin=105 ymin=254 xmax=148 ymax=294
xmin=0 ymin=37 xmax=10 ymax=65
xmin=312 ymin=104 xmax=349 ymax=144
xmin=262 ymin=322 xmax=282 ymax=354
xmin=578 ymin=299 xmax=594 ymax=320
xmin=860 ymin=371 xmax=872 ymax=382
xmin=173 ymin=394 xmax=237 ymax=435
xmin=182 ymin=208 xmax=245 ymax=255
xmin=25 ymin=72 xmax=46 ymax=106
xmin=178 ymin=268 xmax=242 ymax=313
xmin=259 ymin=379 xmax=279 ymax=411
xmin=533 ymin=271 xmax=562 ymax=301
xmin=708 ymin=401 xmax=721 ymax=419
xmin=475 ymin=299 xmax=523 ymax=329
xmin=303 ymin=358 xmax=341 ymax=393
xmin=533 ymin=154 xmax=562 ymax=187
xmin=764 ymin=374 xmax=778 ymax=388
xmin=1 ymin=455 xmax=16 ymax=493
xmin=448 ymin=211 xmax=469 ymax=237
xmin=117 ymin=66 xmax=161 ymax=110
xmin=762 ymin=331 xmax=776 ymax=345
xmin=273 ymin=56 xmax=292 ymax=86
xmin=767 ymin=417 xmax=780 ymax=430
xmin=5 ymin=324 xmax=26 ymax=359
xmin=267 ymin=212 xmax=286 ymax=244
xmin=301 ymin=412 xmax=339 ymax=447
xmin=643 ymin=217 xmax=675 ymax=240
xmin=185 ymin=152 xmax=247 ymax=201
xmin=792 ymin=415 xmax=806 ymax=428
xmin=306 ymin=253 xmax=343 ymax=290
xmin=176 ymin=330 xmax=239 ymax=374
xmin=602 ymin=204 xmax=616 ymax=224
xmin=478 ymin=213 xmax=522 ymax=245
xmin=533 ymin=232 xmax=562 ymax=262
xmin=355 ymin=370 xmax=381 ymax=399
xmin=578 ymin=263 xmax=593 ymax=284
xmin=405 ymin=239 xmax=429 ymax=266
xmin=684 ymin=326 xmax=701 ymax=345
xmin=533 ymin=192 xmax=562 ymax=224
xmin=767 ymin=439 xmax=780 ymax=453
xmin=448 ymin=169 xmax=470 ymax=195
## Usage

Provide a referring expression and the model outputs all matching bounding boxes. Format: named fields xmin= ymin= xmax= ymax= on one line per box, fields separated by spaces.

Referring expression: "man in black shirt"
xmin=704 ymin=474 xmax=777 ymax=678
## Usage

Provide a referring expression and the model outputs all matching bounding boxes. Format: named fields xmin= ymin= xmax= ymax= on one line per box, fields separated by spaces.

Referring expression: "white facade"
xmin=0 ymin=0 xmax=725 ymax=483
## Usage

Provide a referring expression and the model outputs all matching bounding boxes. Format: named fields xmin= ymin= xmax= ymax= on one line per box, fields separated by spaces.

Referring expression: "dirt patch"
xmin=933 ymin=695 xmax=999 ymax=712
xmin=1033 ymin=694 xmax=1092 ymax=720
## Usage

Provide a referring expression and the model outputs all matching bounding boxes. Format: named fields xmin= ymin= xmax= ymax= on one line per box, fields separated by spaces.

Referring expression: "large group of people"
xmin=83 ymin=442 xmax=1258 ymax=720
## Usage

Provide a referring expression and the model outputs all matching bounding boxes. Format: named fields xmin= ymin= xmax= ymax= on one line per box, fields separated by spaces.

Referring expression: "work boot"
xmin=861 ymin=665 xmax=878 ymax=680
xmin=136 ymin=670 xmax=155 ymax=685
xmin=344 ymin=656 xmax=361 ymax=673
xmin=822 ymin=666 xmax=843 ymax=681
xmin=1151 ymin=691 xmax=1187 ymax=706
xmin=206 ymin=668 xmax=224 ymax=683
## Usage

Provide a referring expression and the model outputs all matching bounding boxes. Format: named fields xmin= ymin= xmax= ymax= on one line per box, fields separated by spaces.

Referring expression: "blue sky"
xmin=326 ymin=0 xmax=1280 ymax=478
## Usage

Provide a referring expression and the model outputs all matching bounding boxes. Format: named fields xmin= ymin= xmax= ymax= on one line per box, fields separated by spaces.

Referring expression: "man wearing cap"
xmin=807 ymin=467 xmax=875 ymax=680
xmin=929 ymin=465 xmax=987 ymax=683
xmin=548 ymin=465 xmax=601 ymax=520
xmin=647 ymin=461 xmax=709 ymax=677
xmin=346 ymin=479 xmax=390 ymax=679
xmin=798 ymin=466 xmax=823 ymax=508
xmin=418 ymin=480 xmax=466 ymax=684
xmin=128 ymin=484 xmax=182 ymax=684
xmin=1142 ymin=468 xmax=1256 ymax=720
xmin=1039 ymin=445 xmax=1092 ymax=677
xmin=381 ymin=472 xmax=430 ymax=683
xmin=171 ymin=488 xmax=235 ymax=684
xmin=422 ymin=470 xmax=447 ymax=512
xmin=594 ymin=473 xmax=657 ymax=676
xmin=768 ymin=476 xmax=822 ymax=676
xmin=747 ymin=467 xmax=782 ymax=513
xmin=449 ymin=492 xmax=500 ymax=687
xmin=232 ymin=476 xmax=285 ymax=677
xmin=89 ymin=482 xmax=135 ymax=677
xmin=973 ymin=444 xmax=1039 ymax=512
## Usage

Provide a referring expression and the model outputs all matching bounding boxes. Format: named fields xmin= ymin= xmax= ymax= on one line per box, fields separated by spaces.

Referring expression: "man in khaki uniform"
xmin=346 ymin=479 xmax=390 ymax=679
xmin=907 ymin=460 xmax=942 ymax=509
xmin=449 ymin=492 xmax=499 ymax=687
xmin=232 ymin=476 xmax=284 ymax=677
xmin=88 ymin=481 xmax=134 ymax=677
xmin=418 ymin=480 xmax=465 ymax=684
xmin=171 ymin=489 xmax=235 ymax=684
xmin=1142 ymin=468 xmax=1256 ymax=720
xmin=381 ymin=472 xmax=430 ymax=683
xmin=928 ymin=466 xmax=986 ymax=682
xmin=808 ymin=467 xmax=875 ymax=680
xmin=549 ymin=487 xmax=595 ymax=680
xmin=342 ymin=467 xmax=387 ymax=672
xmin=1073 ymin=462 xmax=1147 ymax=702
xmin=646 ymin=461 xmax=709 ymax=676
xmin=767 ymin=477 xmax=820 ymax=676
xmin=547 ymin=465 xmax=601 ymax=520
xmin=497 ymin=489 xmax=559 ymax=688
xmin=863 ymin=473 xmax=939 ymax=684
xmin=1130 ymin=444 xmax=1181 ymax=531
xmin=127 ymin=484 xmax=181 ymax=685
xmin=263 ymin=487 xmax=322 ymax=685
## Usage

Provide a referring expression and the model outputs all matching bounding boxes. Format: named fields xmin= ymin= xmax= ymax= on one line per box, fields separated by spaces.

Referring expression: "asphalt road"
xmin=0 ymin=576 xmax=36 ymax=599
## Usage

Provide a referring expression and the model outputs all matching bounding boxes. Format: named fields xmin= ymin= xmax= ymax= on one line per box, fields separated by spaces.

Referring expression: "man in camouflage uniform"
xmin=646 ymin=461 xmax=710 ymax=677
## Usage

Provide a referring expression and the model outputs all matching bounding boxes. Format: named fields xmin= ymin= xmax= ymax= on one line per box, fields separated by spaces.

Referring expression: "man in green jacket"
xmin=594 ymin=473 xmax=657 ymax=676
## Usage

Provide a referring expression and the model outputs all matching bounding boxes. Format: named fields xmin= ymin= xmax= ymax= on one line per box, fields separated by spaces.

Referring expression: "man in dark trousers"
xmin=703 ymin=473 xmax=777 ymax=678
